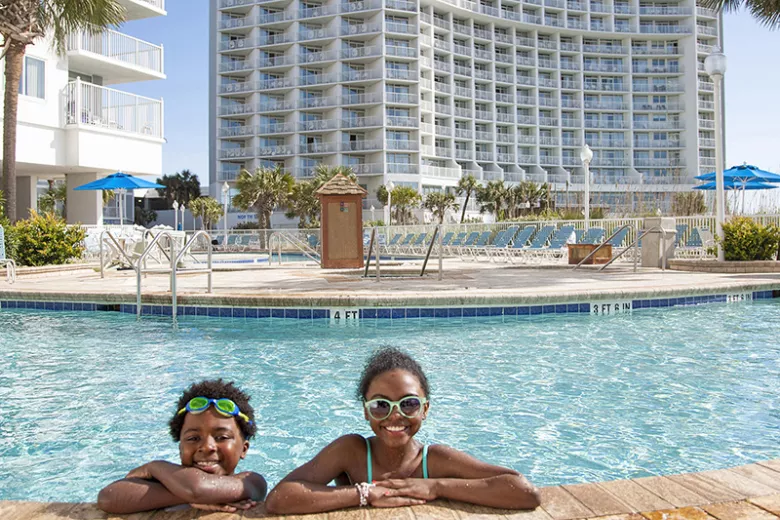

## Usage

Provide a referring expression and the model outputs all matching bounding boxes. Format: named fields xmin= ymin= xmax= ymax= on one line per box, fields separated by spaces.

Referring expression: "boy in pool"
xmin=97 ymin=379 xmax=267 ymax=514
xmin=265 ymin=347 xmax=540 ymax=513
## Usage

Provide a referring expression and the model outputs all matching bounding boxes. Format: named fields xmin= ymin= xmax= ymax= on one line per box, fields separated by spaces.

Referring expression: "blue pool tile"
xmin=5 ymin=301 xmax=15 ymax=309
xmin=448 ymin=307 xmax=463 ymax=318
xmin=377 ymin=308 xmax=392 ymax=319
xmin=685 ymin=296 xmax=695 ymax=305
xmin=87 ymin=303 xmax=98 ymax=312
xmin=196 ymin=306 xmax=208 ymax=316
xmin=475 ymin=307 xmax=490 ymax=317
xmin=64 ymin=302 xmax=74 ymax=311
xmin=184 ymin=306 xmax=196 ymax=316
xmin=298 ymin=309 xmax=312 ymax=319
xmin=694 ymin=296 xmax=704 ymax=304
xmin=218 ymin=307 xmax=231 ymax=318
xmin=361 ymin=308 xmax=377 ymax=319
xmin=502 ymin=307 xmax=517 ymax=317
xmin=271 ymin=309 xmax=285 ymax=319
xmin=140 ymin=305 xmax=152 ymax=315
xmin=543 ymin=305 xmax=555 ymax=314
xmin=517 ymin=306 xmax=530 ymax=316
xmin=715 ymin=294 xmax=727 ymax=302
xmin=420 ymin=308 xmax=434 ymax=318
xmin=207 ymin=307 xmax=220 ymax=317
xmin=631 ymin=300 xmax=641 ymax=309
xmin=434 ymin=308 xmax=448 ymax=318
xmin=659 ymin=299 xmax=669 ymax=307
xmin=462 ymin=307 xmax=477 ymax=317
xmin=650 ymin=299 xmax=660 ymax=308
xmin=245 ymin=308 xmax=259 ymax=318
xmin=284 ymin=309 xmax=298 ymax=319
xmin=258 ymin=308 xmax=271 ymax=318
xmin=392 ymin=308 xmax=406 ymax=319
xmin=578 ymin=303 xmax=590 ymax=313
xmin=44 ymin=302 xmax=55 ymax=311
xmin=530 ymin=305 xmax=544 ymax=315
xmin=489 ymin=307 xmax=503 ymax=316
xmin=406 ymin=308 xmax=420 ymax=318
xmin=232 ymin=307 xmax=246 ymax=318
xmin=53 ymin=302 xmax=63 ymax=311
xmin=161 ymin=306 xmax=172 ymax=316
xmin=566 ymin=303 xmax=579 ymax=313
xmin=555 ymin=304 xmax=567 ymax=314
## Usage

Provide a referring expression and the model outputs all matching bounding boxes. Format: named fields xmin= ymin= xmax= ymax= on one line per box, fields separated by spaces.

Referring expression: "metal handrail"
xmin=572 ymin=224 xmax=633 ymax=270
xmin=99 ymin=230 xmax=136 ymax=278
xmin=420 ymin=225 xmax=439 ymax=277
xmin=268 ymin=232 xmax=320 ymax=265
xmin=136 ymin=231 xmax=173 ymax=317
xmin=1 ymin=259 xmax=16 ymax=283
xmin=599 ymin=225 xmax=672 ymax=272
xmin=363 ymin=227 xmax=381 ymax=281
xmin=171 ymin=230 xmax=214 ymax=319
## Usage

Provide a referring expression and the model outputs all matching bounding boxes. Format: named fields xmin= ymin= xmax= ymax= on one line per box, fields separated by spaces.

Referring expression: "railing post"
xmin=170 ymin=237 xmax=177 ymax=318
xmin=74 ymin=76 xmax=82 ymax=126
xmin=438 ymin=223 xmax=443 ymax=281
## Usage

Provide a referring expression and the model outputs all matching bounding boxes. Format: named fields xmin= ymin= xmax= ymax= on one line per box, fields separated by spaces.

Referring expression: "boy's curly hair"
xmin=169 ymin=379 xmax=257 ymax=441
xmin=356 ymin=347 xmax=431 ymax=400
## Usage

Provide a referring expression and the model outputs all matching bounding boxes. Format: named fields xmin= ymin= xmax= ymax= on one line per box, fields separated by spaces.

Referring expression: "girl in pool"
xmin=265 ymin=347 xmax=540 ymax=513
xmin=97 ymin=379 xmax=267 ymax=513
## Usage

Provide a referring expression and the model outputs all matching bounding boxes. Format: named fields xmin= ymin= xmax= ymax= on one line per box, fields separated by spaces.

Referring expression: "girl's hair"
xmin=169 ymin=379 xmax=257 ymax=441
xmin=356 ymin=347 xmax=430 ymax=400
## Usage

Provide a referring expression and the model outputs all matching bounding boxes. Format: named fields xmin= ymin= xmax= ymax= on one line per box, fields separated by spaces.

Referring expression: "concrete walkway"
xmin=1 ymin=260 xmax=779 ymax=307
xmin=2 ymin=461 xmax=779 ymax=519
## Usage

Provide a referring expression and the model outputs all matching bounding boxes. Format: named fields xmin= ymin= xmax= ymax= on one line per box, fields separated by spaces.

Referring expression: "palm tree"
xmin=701 ymin=0 xmax=780 ymax=27
xmin=189 ymin=196 xmax=224 ymax=230
xmin=1 ymin=0 xmax=125 ymax=222
xmin=156 ymin=169 xmax=202 ymax=208
xmin=477 ymin=180 xmax=508 ymax=221
xmin=455 ymin=174 xmax=479 ymax=223
xmin=232 ymin=166 xmax=294 ymax=245
xmin=389 ymin=186 xmax=422 ymax=225
xmin=286 ymin=165 xmax=356 ymax=227
xmin=423 ymin=192 xmax=459 ymax=224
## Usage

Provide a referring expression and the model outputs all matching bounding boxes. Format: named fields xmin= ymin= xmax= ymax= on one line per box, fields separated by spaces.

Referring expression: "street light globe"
xmin=172 ymin=200 xmax=178 ymax=210
xmin=386 ymin=180 xmax=395 ymax=192
xmin=704 ymin=49 xmax=727 ymax=78
xmin=580 ymin=144 xmax=593 ymax=164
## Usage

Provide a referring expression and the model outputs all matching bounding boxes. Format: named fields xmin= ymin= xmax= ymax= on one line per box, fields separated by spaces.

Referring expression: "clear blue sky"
xmin=118 ymin=2 xmax=780 ymax=187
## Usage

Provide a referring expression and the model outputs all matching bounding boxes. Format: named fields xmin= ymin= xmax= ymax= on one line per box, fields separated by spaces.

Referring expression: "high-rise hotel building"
xmin=210 ymin=0 xmax=722 ymax=212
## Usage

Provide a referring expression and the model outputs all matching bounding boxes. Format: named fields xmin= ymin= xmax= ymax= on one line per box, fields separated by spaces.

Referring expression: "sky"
xmin=118 ymin=1 xmax=780 ymax=188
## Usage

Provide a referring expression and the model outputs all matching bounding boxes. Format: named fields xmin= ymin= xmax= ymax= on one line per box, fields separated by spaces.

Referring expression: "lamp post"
xmin=222 ymin=182 xmax=230 ymax=246
xmin=385 ymin=180 xmax=395 ymax=226
xmin=180 ymin=203 xmax=186 ymax=231
xmin=172 ymin=200 xmax=179 ymax=231
xmin=370 ymin=205 xmax=375 ymax=222
xmin=705 ymin=48 xmax=727 ymax=262
xmin=580 ymin=144 xmax=593 ymax=231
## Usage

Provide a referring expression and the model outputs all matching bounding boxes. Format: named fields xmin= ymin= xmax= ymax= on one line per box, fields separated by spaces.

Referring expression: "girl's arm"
xmin=376 ymin=445 xmax=541 ymax=510
xmin=264 ymin=434 xmax=425 ymax=514
xmin=96 ymin=463 xmax=266 ymax=514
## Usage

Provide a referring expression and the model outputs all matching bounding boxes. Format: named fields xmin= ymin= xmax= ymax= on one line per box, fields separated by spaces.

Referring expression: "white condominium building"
xmin=0 ymin=0 xmax=166 ymax=225
xmin=210 ymin=0 xmax=722 ymax=213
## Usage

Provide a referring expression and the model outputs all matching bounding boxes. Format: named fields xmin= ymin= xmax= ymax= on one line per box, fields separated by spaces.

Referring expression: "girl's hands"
xmin=367 ymin=484 xmax=427 ymax=508
xmin=375 ymin=478 xmax=439 ymax=501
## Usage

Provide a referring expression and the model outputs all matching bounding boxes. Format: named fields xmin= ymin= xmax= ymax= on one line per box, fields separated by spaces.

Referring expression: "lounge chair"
xmin=0 ymin=225 xmax=17 ymax=283
xmin=483 ymin=226 xmax=520 ymax=261
xmin=542 ymin=225 xmax=576 ymax=261
xmin=445 ymin=232 xmax=468 ymax=255
xmin=382 ymin=233 xmax=402 ymax=254
xmin=606 ymin=227 xmax=630 ymax=248
xmin=388 ymin=233 xmax=415 ymax=255
xmin=460 ymin=231 xmax=492 ymax=259
xmin=510 ymin=225 xmax=556 ymax=263
xmin=583 ymin=227 xmax=605 ymax=244
xmin=406 ymin=233 xmax=429 ymax=255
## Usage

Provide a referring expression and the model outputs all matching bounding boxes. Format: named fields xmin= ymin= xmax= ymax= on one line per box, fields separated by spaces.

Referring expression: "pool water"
xmin=0 ymin=302 xmax=778 ymax=503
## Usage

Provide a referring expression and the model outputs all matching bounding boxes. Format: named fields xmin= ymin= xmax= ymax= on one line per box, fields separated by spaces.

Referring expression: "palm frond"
xmin=39 ymin=0 xmax=126 ymax=55
xmin=700 ymin=0 xmax=780 ymax=27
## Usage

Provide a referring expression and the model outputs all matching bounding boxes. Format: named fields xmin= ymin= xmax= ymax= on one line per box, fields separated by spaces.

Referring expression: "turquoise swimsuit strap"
xmin=365 ymin=437 xmax=372 ymax=483
xmin=423 ymin=444 xmax=429 ymax=479
xmin=365 ymin=438 xmax=428 ymax=481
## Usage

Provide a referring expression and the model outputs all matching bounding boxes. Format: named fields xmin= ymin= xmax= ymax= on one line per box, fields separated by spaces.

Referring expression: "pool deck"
xmin=1 ymin=260 xmax=779 ymax=307
xmin=2 ymin=460 xmax=780 ymax=519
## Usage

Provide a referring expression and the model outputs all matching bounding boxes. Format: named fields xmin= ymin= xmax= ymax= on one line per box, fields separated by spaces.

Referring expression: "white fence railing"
xmin=67 ymin=29 xmax=163 ymax=74
xmin=64 ymin=78 xmax=163 ymax=139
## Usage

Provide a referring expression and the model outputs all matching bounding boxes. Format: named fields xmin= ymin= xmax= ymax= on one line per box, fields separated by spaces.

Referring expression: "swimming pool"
xmin=0 ymin=302 xmax=778 ymax=503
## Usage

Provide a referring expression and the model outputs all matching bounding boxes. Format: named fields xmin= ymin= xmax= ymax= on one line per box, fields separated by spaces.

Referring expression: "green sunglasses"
xmin=364 ymin=396 xmax=428 ymax=420
xmin=177 ymin=397 xmax=253 ymax=425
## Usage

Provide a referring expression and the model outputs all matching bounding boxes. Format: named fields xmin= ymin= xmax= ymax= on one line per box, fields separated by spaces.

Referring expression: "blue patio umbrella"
xmin=74 ymin=172 xmax=164 ymax=225
xmin=693 ymin=179 xmax=777 ymax=190
xmin=695 ymin=163 xmax=780 ymax=183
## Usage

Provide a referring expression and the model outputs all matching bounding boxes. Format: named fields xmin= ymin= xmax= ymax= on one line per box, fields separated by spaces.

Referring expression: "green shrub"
xmin=721 ymin=217 xmax=780 ymax=261
xmin=11 ymin=211 xmax=86 ymax=266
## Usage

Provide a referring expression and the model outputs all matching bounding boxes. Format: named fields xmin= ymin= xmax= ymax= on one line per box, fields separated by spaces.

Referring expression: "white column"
xmin=66 ymin=172 xmax=104 ymax=226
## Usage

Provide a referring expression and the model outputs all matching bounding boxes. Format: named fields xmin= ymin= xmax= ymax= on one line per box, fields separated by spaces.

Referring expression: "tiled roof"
xmin=316 ymin=173 xmax=368 ymax=197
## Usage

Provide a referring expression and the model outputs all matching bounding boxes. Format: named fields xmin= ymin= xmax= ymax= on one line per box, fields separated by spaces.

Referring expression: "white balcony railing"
xmin=67 ymin=29 xmax=164 ymax=75
xmin=64 ymin=79 xmax=163 ymax=139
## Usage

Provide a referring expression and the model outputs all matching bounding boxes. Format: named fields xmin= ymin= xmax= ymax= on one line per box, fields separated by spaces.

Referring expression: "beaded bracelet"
xmin=354 ymin=482 xmax=374 ymax=507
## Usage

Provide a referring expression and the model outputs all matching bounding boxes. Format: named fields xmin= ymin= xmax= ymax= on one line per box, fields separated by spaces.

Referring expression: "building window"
xmin=19 ymin=56 xmax=45 ymax=99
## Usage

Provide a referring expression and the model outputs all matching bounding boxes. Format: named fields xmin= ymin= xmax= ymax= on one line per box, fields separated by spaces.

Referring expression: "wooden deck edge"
xmin=2 ymin=460 xmax=779 ymax=519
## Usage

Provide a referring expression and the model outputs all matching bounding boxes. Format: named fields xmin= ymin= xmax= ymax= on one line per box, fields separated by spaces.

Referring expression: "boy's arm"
xmin=140 ymin=461 xmax=258 ymax=504
xmin=97 ymin=478 xmax=186 ymax=514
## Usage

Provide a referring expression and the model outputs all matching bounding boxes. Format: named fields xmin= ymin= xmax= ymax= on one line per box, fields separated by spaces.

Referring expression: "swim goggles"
xmin=364 ymin=396 xmax=428 ymax=420
xmin=177 ymin=397 xmax=253 ymax=425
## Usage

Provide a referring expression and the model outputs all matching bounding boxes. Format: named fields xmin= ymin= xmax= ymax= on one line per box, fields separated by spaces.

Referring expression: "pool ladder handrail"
xmin=135 ymin=230 xmax=214 ymax=318
xmin=364 ymin=227 xmax=381 ymax=280
xmin=572 ymin=224 xmax=633 ymax=271
xmin=268 ymin=232 xmax=320 ymax=265
xmin=600 ymin=225 xmax=673 ymax=272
